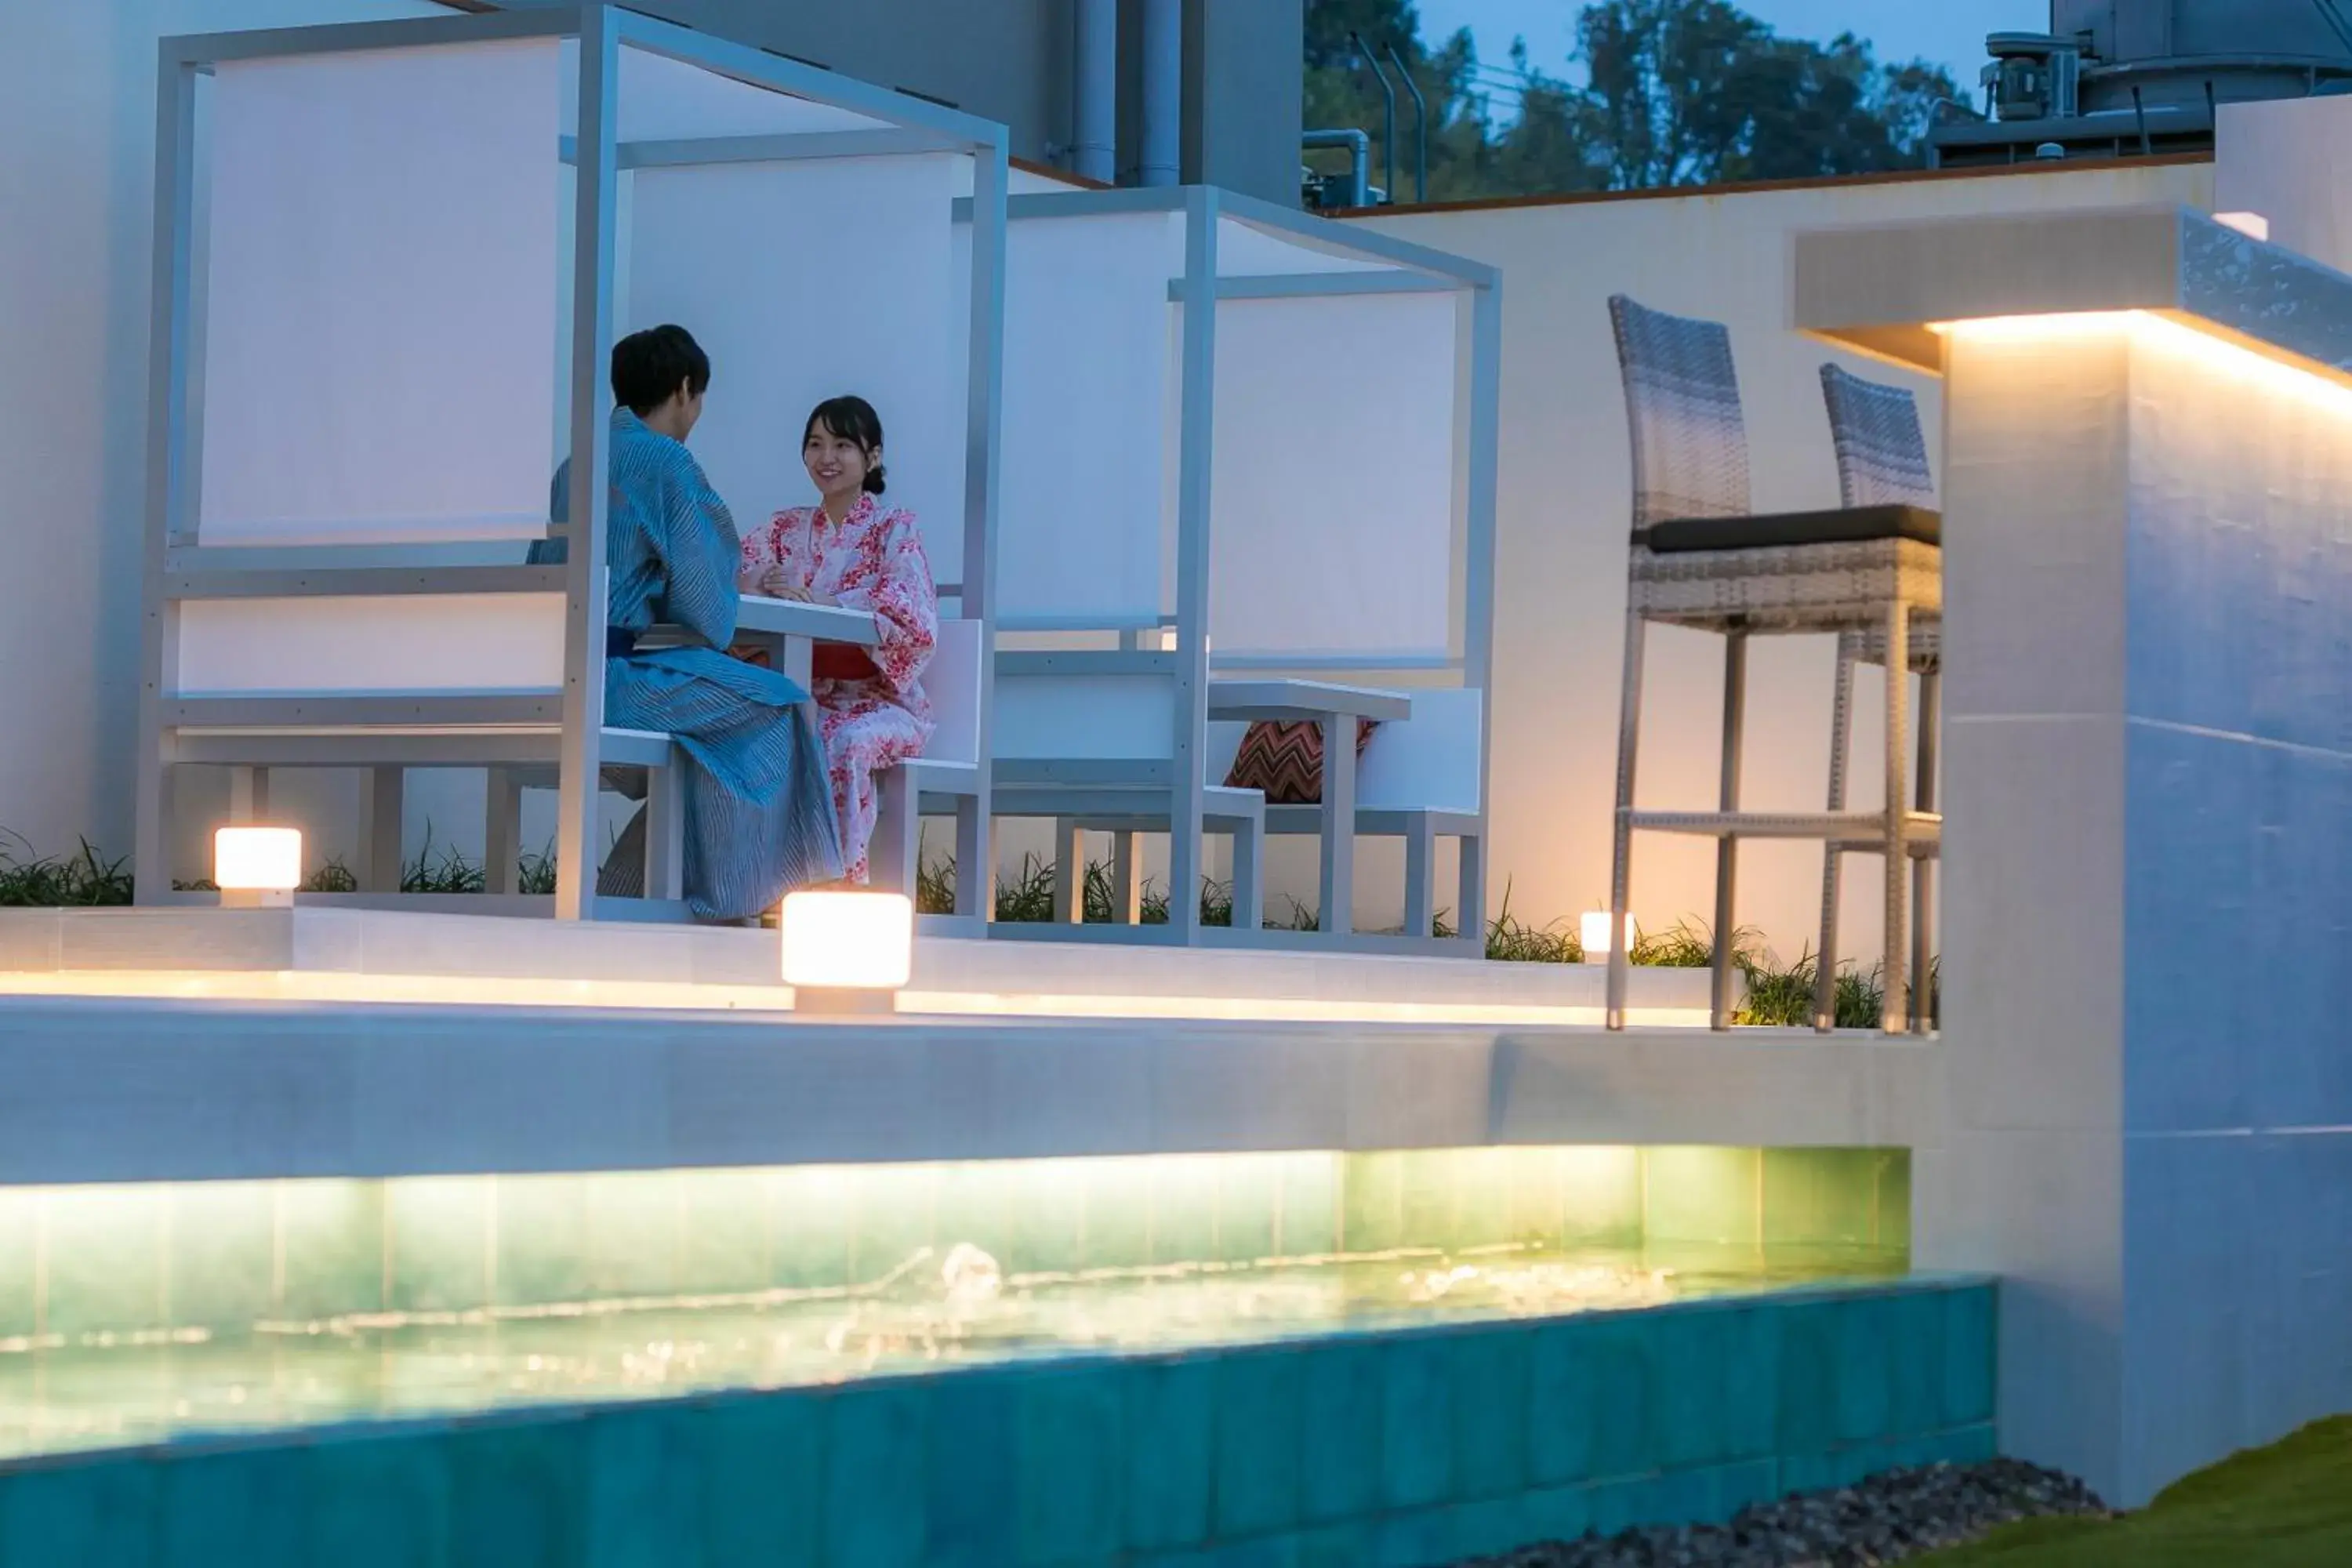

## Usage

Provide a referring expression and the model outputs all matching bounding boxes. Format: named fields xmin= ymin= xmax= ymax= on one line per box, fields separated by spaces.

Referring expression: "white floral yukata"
xmin=740 ymin=495 xmax=937 ymax=883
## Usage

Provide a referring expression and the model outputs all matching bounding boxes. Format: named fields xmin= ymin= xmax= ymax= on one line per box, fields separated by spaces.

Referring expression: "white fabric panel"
xmin=199 ymin=44 xmax=561 ymax=543
xmin=991 ymin=674 xmax=1173 ymax=760
xmin=1207 ymin=291 xmax=1458 ymax=659
xmin=1215 ymin=214 xmax=1392 ymax=278
xmin=922 ymin=619 xmax=984 ymax=765
xmin=174 ymin=595 xmax=568 ymax=694
xmin=626 ymin=156 xmax=964 ymax=582
xmin=1358 ymin=688 xmax=1484 ymax=815
xmin=560 ymin=39 xmax=887 ymax=140
xmin=999 ymin=212 xmax=1178 ymax=626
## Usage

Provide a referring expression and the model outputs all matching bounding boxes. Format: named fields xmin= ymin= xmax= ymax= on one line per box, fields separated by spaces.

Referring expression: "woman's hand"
xmin=757 ymin=566 xmax=805 ymax=601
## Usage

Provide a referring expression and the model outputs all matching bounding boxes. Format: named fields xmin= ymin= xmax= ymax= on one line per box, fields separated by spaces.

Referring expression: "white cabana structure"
xmin=984 ymin=184 xmax=1499 ymax=949
xmin=135 ymin=4 xmax=1007 ymax=921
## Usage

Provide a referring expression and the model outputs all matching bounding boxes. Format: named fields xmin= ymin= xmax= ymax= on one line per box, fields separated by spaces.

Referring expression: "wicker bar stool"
xmin=1603 ymin=296 xmax=1941 ymax=1034
xmin=1816 ymin=365 xmax=1942 ymax=1035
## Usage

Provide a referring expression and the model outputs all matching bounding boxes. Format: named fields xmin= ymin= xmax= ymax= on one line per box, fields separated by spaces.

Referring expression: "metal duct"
xmin=1140 ymin=0 xmax=1181 ymax=186
xmin=1073 ymin=0 xmax=1116 ymax=183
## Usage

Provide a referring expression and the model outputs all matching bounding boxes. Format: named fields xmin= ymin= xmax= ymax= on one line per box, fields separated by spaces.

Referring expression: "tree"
xmin=1301 ymin=0 xmax=1963 ymax=204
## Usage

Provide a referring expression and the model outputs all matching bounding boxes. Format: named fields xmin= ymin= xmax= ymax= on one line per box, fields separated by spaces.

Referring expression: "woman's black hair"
xmin=611 ymin=325 xmax=710 ymax=416
xmin=804 ymin=395 xmax=887 ymax=495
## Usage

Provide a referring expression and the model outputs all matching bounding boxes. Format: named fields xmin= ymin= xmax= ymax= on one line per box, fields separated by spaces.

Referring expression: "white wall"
xmin=0 ymin=0 xmax=446 ymax=880
xmin=1349 ymin=162 xmax=2215 ymax=961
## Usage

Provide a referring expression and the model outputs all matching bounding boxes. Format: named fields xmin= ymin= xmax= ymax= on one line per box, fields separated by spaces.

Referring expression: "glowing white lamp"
xmin=781 ymin=889 xmax=913 ymax=1014
xmin=213 ymin=826 xmax=302 ymax=908
xmin=2214 ymin=211 xmax=2270 ymax=242
xmin=1580 ymin=909 xmax=1630 ymax=965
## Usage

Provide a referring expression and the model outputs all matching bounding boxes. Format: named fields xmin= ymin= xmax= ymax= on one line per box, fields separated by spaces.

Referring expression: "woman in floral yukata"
xmin=737 ymin=397 xmax=937 ymax=884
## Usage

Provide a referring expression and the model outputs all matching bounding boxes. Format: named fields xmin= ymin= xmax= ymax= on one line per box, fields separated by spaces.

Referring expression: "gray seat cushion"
xmin=1639 ymin=503 xmax=1940 ymax=554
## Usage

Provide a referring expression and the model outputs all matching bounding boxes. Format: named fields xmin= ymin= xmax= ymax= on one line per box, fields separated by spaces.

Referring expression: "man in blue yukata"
xmin=542 ymin=325 xmax=844 ymax=920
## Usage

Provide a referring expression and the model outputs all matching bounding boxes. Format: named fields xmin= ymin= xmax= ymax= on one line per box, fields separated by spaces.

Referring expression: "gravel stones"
xmin=1461 ymin=1458 xmax=2111 ymax=1568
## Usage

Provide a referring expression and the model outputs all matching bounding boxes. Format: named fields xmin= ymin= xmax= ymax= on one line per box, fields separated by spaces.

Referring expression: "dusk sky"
xmin=1413 ymin=0 xmax=2049 ymax=99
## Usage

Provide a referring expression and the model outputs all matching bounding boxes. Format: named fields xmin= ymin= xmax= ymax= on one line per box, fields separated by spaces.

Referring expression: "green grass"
xmin=1918 ymin=1417 xmax=2352 ymax=1566
xmin=0 ymin=834 xmax=134 ymax=906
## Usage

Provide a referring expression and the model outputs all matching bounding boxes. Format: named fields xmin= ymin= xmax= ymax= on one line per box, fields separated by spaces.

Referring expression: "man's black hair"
xmin=611 ymin=324 xmax=710 ymax=416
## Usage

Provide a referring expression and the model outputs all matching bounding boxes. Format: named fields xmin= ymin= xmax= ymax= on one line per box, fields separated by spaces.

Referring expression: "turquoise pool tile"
xmin=1519 ymin=1482 xmax=1593 ymax=1544
xmin=768 ymin=1168 xmax=856 ymax=1291
xmin=1214 ymin=1348 xmax=1302 ymax=1537
xmin=1379 ymin=1336 xmax=1456 ymax=1510
xmin=278 ymin=1180 xmax=385 ymax=1323
xmin=1558 ymin=1147 xmax=1645 ymax=1247
xmin=1210 ymin=1537 xmax=1301 ymax=1568
xmin=1277 ymin=1152 xmax=1341 ymax=1258
xmin=1641 ymin=1148 xmax=1761 ymax=1246
xmin=0 ymin=1190 xmax=38 ymax=1341
xmin=701 ymin=1395 xmax=822 ymax=1568
xmin=1016 ymin=1365 xmax=1123 ymax=1567
xmin=1446 ymin=1495 xmax=1533 ymax=1560
xmin=1446 ymin=1149 xmax=1519 ymax=1250
xmin=1005 ymin=1161 xmax=1089 ymax=1278
xmin=42 ymin=1185 xmax=166 ymax=1338
xmin=1149 ymin=1157 xmax=1225 ymax=1269
xmin=306 ymin=1431 xmax=454 ymax=1568
xmin=165 ymin=1181 xmax=277 ymax=1335
xmin=446 ymin=1414 xmax=589 ymax=1568
xmin=677 ymin=1170 xmax=774 ymax=1298
xmin=823 ymin=1381 xmax=929 ymax=1568
xmin=1122 ymin=1357 xmax=1214 ymax=1553
xmin=917 ymin=1363 xmax=1011 ymax=1568
xmin=1832 ymin=1296 xmax=1897 ymax=1446
xmin=1449 ymin=1327 xmax=1530 ymax=1501
xmin=1395 ymin=1151 xmax=1457 ymax=1249
xmin=1774 ymin=1298 xmax=1838 ymax=1456
xmin=492 ymin=1176 xmax=591 ymax=1308
xmin=1760 ymin=1150 xmax=1884 ymax=1247
xmin=1372 ymin=1504 xmax=1458 ymax=1568
xmin=1073 ymin=1158 xmax=1158 ymax=1272
xmin=1646 ymin=1305 xmax=1733 ymax=1472
xmin=1293 ymin=1521 xmax=1374 ymax=1568
xmin=586 ymin=1405 xmax=707 ymax=1568
xmin=1213 ymin=1155 xmax=1285 ymax=1265
xmin=925 ymin=1370 xmax=1017 ymax=1568
xmin=1681 ymin=1458 xmax=1779 ymax=1526
xmin=1884 ymin=1290 xmax=1947 ymax=1439
xmin=1297 ymin=1341 xmax=1382 ymax=1523
xmin=847 ymin=1164 xmax=943 ymax=1283
xmin=1338 ymin=1152 xmax=1407 ymax=1254
xmin=1943 ymin=1287 xmax=1997 ymax=1428
xmin=1718 ymin=1305 xmax=1780 ymax=1463
xmin=1584 ymin=1472 xmax=1677 ymax=1537
xmin=156 ymin=1446 xmax=303 ymax=1568
xmin=1578 ymin=1317 xmax=1658 ymax=1481
xmin=1878 ymin=1154 xmax=1914 ymax=1254
xmin=582 ymin=1173 xmax=683 ymax=1300
xmin=1525 ymin=1323 xmax=1598 ymax=1486
xmin=384 ymin=1176 xmax=492 ymax=1317
xmin=0 ymin=1457 xmax=160 ymax=1568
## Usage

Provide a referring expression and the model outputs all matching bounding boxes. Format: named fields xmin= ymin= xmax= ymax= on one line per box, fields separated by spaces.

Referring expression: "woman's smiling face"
xmin=804 ymin=419 xmax=872 ymax=499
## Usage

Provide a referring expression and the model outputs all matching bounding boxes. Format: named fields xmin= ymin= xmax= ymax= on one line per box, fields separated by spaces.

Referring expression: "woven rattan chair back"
xmin=1608 ymin=294 xmax=1752 ymax=528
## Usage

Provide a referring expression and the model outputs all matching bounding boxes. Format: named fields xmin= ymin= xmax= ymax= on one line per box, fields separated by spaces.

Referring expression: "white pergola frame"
xmin=136 ymin=5 xmax=1010 ymax=920
xmin=978 ymin=183 xmax=1501 ymax=949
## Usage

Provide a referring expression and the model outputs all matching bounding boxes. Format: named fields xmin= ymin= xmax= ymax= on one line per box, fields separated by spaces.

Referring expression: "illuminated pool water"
xmin=0 ymin=1148 xmax=1982 ymax=1568
xmin=0 ymin=1239 xmax=1905 ymax=1461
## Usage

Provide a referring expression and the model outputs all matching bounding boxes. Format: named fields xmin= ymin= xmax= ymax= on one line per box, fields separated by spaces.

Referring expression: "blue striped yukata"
xmin=540 ymin=408 xmax=844 ymax=919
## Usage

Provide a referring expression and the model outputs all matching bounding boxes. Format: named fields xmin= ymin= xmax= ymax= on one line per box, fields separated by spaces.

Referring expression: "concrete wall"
xmin=1349 ymin=160 xmax=2215 ymax=960
xmin=1917 ymin=305 xmax=2352 ymax=1507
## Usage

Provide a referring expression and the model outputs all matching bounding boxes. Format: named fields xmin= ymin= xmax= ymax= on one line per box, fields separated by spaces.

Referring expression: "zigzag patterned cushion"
xmin=1224 ymin=719 xmax=1376 ymax=806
